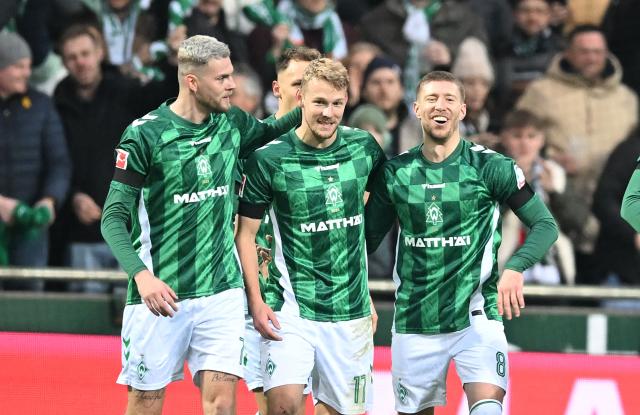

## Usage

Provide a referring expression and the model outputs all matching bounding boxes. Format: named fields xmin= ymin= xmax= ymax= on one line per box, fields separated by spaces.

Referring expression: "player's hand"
xmin=0 ymin=195 xmax=18 ymax=224
xmin=72 ymin=192 xmax=102 ymax=225
xmin=370 ymin=299 xmax=378 ymax=335
xmin=134 ymin=270 xmax=179 ymax=317
xmin=497 ymin=269 xmax=525 ymax=320
xmin=35 ymin=197 xmax=56 ymax=225
xmin=250 ymin=300 xmax=282 ymax=341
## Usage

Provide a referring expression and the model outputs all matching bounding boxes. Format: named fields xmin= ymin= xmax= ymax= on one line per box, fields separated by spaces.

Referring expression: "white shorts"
xmin=243 ymin=317 xmax=264 ymax=391
xmin=117 ymin=288 xmax=245 ymax=391
xmin=392 ymin=313 xmax=508 ymax=413
xmin=262 ymin=312 xmax=374 ymax=415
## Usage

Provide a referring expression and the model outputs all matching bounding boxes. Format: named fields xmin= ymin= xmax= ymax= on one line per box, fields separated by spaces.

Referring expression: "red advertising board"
xmin=0 ymin=332 xmax=638 ymax=414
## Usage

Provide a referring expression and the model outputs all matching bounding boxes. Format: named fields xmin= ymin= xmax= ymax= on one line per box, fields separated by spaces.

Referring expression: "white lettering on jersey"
xmin=404 ymin=235 xmax=471 ymax=248
xmin=173 ymin=185 xmax=229 ymax=204
xmin=300 ymin=214 xmax=363 ymax=233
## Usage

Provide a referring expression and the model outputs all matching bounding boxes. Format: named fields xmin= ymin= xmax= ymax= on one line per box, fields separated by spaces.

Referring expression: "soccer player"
xmin=240 ymin=45 xmax=321 ymax=415
xmin=235 ymin=58 xmax=385 ymax=415
xmin=100 ymin=35 xmax=300 ymax=415
xmin=622 ymin=164 xmax=640 ymax=232
xmin=365 ymin=71 xmax=558 ymax=415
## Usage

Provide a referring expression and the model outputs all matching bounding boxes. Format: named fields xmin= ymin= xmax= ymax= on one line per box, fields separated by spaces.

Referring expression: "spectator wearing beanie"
xmin=0 ymin=32 xmax=70 ymax=286
xmin=360 ymin=55 xmax=421 ymax=156
xmin=451 ymin=37 xmax=500 ymax=148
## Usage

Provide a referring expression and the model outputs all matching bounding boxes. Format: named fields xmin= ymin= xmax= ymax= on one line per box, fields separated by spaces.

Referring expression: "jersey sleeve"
xmin=483 ymin=156 xmax=527 ymax=204
xmin=621 ymin=166 xmax=640 ymax=233
xmin=238 ymin=152 xmax=273 ymax=219
xmin=365 ymin=163 xmax=397 ymax=254
xmin=365 ymin=134 xmax=388 ymax=192
xmin=228 ymin=106 xmax=301 ymax=158
xmin=112 ymin=124 xmax=154 ymax=188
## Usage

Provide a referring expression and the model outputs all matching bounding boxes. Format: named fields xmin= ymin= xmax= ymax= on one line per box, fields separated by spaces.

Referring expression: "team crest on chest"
xmin=196 ymin=156 xmax=212 ymax=177
xmin=325 ymin=183 xmax=343 ymax=209
xmin=426 ymin=203 xmax=443 ymax=225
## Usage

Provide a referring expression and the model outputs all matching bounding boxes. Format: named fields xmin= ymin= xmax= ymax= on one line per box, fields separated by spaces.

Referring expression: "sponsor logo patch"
xmin=115 ymin=149 xmax=129 ymax=170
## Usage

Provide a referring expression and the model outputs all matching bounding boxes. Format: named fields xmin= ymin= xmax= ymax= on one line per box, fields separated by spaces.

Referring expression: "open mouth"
xmin=432 ymin=116 xmax=448 ymax=125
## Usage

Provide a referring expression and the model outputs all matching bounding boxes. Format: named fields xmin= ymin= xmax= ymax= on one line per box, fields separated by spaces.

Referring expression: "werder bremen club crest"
xmin=426 ymin=202 xmax=443 ymax=225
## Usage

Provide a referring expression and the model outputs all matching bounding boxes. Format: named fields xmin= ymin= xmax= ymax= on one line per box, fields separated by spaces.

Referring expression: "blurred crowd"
xmin=1 ymin=0 xmax=640 ymax=293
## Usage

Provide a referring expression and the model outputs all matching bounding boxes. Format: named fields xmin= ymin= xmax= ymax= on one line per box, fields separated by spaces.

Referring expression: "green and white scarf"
xmin=403 ymin=0 xmax=441 ymax=103
xmin=243 ymin=0 xmax=347 ymax=59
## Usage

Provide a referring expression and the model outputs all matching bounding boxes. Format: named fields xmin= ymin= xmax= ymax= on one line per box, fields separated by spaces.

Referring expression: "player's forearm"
xmin=235 ymin=223 xmax=264 ymax=308
xmin=621 ymin=169 xmax=640 ymax=232
xmin=505 ymin=195 xmax=559 ymax=273
xmin=101 ymin=182 xmax=148 ymax=278
xmin=266 ymin=106 xmax=301 ymax=139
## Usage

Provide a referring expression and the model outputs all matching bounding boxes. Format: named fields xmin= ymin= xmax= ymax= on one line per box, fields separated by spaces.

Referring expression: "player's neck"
xmin=170 ymin=93 xmax=209 ymax=124
xmin=422 ymin=133 xmax=461 ymax=163
xmin=295 ymin=122 xmax=337 ymax=149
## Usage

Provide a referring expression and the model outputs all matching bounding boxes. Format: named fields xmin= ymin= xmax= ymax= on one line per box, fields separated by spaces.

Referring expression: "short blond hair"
xmin=301 ymin=58 xmax=349 ymax=92
xmin=177 ymin=35 xmax=230 ymax=76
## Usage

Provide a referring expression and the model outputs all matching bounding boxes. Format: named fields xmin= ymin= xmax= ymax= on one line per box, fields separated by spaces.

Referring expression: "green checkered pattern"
xmin=241 ymin=126 xmax=385 ymax=321
xmin=115 ymin=102 xmax=296 ymax=305
xmin=366 ymin=140 xmax=522 ymax=333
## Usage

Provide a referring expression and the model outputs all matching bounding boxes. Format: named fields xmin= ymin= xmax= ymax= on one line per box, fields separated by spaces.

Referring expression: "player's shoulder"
xmin=251 ymin=132 xmax=295 ymax=161
xmin=462 ymin=139 xmax=512 ymax=169
xmin=124 ymin=104 xmax=172 ymax=138
xmin=340 ymin=125 xmax=381 ymax=148
xmin=386 ymin=144 xmax=421 ymax=169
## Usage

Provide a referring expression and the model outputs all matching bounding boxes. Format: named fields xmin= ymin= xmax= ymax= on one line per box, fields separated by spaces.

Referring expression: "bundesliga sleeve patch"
xmin=239 ymin=174 xmax=247 ymax=197
xmin=514 ymin=164 xmax=526 ymax=189
xmin=115 ymin=149 xmax=129 ymax=170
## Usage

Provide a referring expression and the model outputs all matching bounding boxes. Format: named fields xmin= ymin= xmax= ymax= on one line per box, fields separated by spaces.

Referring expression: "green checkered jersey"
xmin=239 ymin=126 xmax=386 ymax=322
xmin=366 ymin=139 xmax=527 ymax=334
xmin=111 ymin=101 xmax=298 ymax=304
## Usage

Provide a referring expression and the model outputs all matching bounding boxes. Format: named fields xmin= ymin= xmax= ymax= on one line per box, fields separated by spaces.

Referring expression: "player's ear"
xmin=296 ymin=87 xmax=303 ymax=107
xmin=185 ymin=73 xmax=198 ymax=93
xmin=413 ymin=101 xmax=421 ymax=119
xmin=459 ymin=103 xmax=467 ymax=121
xmin=272 ymin=80 xmax=281 ymax=98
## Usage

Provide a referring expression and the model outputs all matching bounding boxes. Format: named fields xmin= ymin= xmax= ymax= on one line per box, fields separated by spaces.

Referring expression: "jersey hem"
xmin=126 ymin=282 xmax=244 ymax=305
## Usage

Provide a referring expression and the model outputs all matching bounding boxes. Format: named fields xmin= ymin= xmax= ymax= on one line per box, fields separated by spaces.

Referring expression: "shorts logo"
xmin=115 ymin=149 xmax=129 ymax=170
xmin=137 ymin=356 xmax=148 ymax=381
xmin=123 ymin=337 xmax=131 ymax=361
xmin=265 ymin=356 xmax=277 ymax=378
xmin=426 ymin=203 xmax=443 ymax=225
xmin=396 ymin=381 xmax=408 ymax=404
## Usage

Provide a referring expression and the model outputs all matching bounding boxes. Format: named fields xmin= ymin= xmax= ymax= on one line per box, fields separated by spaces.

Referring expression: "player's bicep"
xmin=112 ymin=125 xmax=152 ymax=187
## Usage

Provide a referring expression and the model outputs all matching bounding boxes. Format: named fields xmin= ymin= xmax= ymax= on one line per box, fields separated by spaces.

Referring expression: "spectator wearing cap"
xmin=360 ymin=55 xmax=421 ymax=156
xmin=0 ymin=32 xmax=70 ymax=287
xmin=451 ymin=37 xmax=499 ymax=148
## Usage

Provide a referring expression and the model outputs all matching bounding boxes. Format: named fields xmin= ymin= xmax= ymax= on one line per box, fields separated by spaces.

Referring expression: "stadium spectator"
xmin=244 ymin=0 xmax=351 ymax=91
xmin=499 ymin=109 xmax=575 ymax=285
xmin=495 ymin=0 xmax=564 ymax=118
xmin=360 ymin=55 xmax=422 ymax=156
xmin=167 ymin=0 xmax=249 ymax=65
xmin=236 ymin=57 xmax=384 ymax=415
xmin=359 ymin=0 xmax=488 ymax=101
xmin=52 ymin=24 xmax=176 ymax=291
xmin=343 ymin=42 xmax=381 ymax=115
xmin=230 ymin=63 xmax=263 ymax=118
xmin=365 ymin=71 xmax=558 ymax=415
xmin=593 ymin=132 xmax=640 ymax=286
xmin=468 ymin=0 xmax=513 ymax=56
xmin=603 ymin=0 xmax=640 ymax=97
xmin=451 ymin=37 xmax=500 ymax=149
xmin=0 ymin=32 xmax=70 ymax=288
xmin=100 ymin=35 xmax=300 ymax=414
xmin=517 ymin=25 xmax=638 ymax=283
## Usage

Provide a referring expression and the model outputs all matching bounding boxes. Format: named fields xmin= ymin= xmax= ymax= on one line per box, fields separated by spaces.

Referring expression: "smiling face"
xmin=414 ymin=80 xmax=466 ymax=144
xmin=298 ymin=77 xmax=347 ymax=143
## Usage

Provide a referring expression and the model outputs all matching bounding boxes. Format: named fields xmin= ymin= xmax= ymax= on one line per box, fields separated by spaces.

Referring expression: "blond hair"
xmin=177 ymin=35 xmax=230 ymax=76
xmin=301 ymin=58 xmax=349 ymax=92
